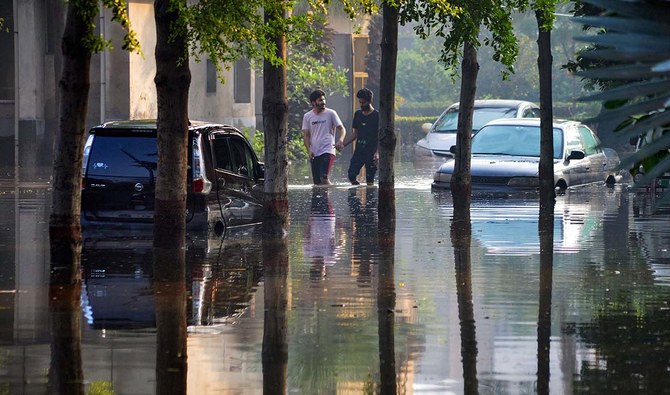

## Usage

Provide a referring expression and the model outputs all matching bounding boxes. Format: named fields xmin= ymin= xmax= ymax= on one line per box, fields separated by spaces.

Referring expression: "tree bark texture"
xmin=262 ymin=2 xmax=290 ymax=236
xmin=154 ymin=0 xmax=191 ymax=250
xmin=536 ymin=11 xmax=556 ymax=208
xmin=50 ymin=0 xmax=94 ymax=258
xmin=451 ymin=40 xmax=478 ymax=206
xmin=378 ymin=2 xmax=399 ymax=223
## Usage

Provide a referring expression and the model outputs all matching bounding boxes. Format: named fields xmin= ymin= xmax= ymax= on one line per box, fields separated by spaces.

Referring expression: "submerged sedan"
xmin=432 ymin=118 xmax=621 ymax=191
xmin=415 ymin=99 xmax=540 ymax=157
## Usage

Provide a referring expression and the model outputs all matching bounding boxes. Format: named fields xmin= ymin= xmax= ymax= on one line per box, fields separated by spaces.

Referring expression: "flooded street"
xmin=2 ymin=160 xmax=670 ymax=394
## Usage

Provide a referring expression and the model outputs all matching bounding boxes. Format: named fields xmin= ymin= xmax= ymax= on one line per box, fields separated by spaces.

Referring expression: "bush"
xmin=395 ymin=116 xmax=436 ymax=148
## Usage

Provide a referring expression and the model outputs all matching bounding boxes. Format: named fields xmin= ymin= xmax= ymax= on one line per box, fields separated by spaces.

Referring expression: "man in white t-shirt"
xmin=302 ymin=89 xmax=346 ymax=185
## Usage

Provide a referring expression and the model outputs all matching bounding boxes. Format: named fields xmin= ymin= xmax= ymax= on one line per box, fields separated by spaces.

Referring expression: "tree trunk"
xmin=536 ymin=10 xmax=555 ymax=208
xmin=153 ymin=0 xmax=191 ymax=249
xmin=262 ymin=1 xmax=290 ymax=236
xmin=378 ymin=220 xmax=397 ymax=394
xmin=153 ymin=1 xmax=190 ymax=393
xmin=378 ymin=2 xmax=399 ymax=223
xmin=50 ymin=0 xmax=95 ymax=266
xmin=451 ymin=40 xmax=478 ymax=205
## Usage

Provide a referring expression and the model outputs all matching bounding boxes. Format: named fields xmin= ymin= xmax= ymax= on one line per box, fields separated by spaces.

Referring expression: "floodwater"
xmin=2 ymin=160 xmax=670 ymax=394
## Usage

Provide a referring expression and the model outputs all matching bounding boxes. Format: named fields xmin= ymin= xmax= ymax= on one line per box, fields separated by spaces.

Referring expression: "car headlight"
xmin=507 ymin=177 xmax=539 ymax=187
xmin=434 ymin=171 xmax=452 ymax=183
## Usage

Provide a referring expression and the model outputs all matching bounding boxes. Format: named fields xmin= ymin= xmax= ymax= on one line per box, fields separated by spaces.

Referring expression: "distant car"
xmin=81 ymin=120 xmax=265 ymax=239
xmin=415 ymin=99 xmax=540 ymax=157
xmin=432 ymin=118 xmax=621 ymax=191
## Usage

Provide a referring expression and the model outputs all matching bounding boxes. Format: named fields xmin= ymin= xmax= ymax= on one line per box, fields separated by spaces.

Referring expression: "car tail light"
xmin=191 ymin=136 xmax=211 ymax=194
xmin=81 ymin=177 xmax=86 ymax=190
xmin=192 ymin=177 xmax=212 ymax=194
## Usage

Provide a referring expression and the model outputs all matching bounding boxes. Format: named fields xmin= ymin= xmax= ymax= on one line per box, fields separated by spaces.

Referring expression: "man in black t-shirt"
xmin=343 ymin=88 xmax=379 ymax=185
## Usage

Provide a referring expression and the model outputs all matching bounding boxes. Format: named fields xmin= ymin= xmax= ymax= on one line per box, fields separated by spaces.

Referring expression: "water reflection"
xmin=48 ymin=234 xmax=84 ymax=395
xmin=451 ymin=203 xmax=478 ymax=394
xmin=262 ymin=236 xmax=289 ymax=394
xmin=537 ymin=203 xmax=554 ymax=395
xmin=7 ymin=164 xmax=670 ymax=393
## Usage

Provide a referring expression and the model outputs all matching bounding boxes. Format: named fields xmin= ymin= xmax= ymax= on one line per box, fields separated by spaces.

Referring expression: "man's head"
xmin=356 ymin=88 xmax=373 ymax=112
xmin=310 ymin=89 xmax=327 ymax=112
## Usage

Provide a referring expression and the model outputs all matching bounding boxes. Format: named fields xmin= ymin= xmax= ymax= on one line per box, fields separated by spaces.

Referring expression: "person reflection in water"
xmin=348 ymin=187 xmax=378 ymax=286
xmin=303 ymin=188 xmax=343 ymax=281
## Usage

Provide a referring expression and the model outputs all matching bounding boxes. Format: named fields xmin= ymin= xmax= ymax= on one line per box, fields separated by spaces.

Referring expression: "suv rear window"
xmin=87 ymin=134 xmax=157 ymax=178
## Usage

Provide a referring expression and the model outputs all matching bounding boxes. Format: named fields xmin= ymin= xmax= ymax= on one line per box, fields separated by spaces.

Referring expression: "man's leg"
xmin=310 ymin=158 xmax=320 ymax=184
xmin=365 ymin=154 xmax=377 ymax=185
xmin=348 ymin=154 xmax=365 ymax=185
xmin=320 ymin=154 xmax=335 ymax=184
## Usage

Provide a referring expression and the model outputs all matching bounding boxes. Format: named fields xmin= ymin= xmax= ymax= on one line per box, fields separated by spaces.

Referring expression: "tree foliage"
xmin=573 ymin=0 xmax=670 ymax=208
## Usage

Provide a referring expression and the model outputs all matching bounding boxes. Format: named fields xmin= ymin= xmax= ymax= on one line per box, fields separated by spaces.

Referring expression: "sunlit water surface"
xmin=1 ymin=160 xmax=670 ymax=394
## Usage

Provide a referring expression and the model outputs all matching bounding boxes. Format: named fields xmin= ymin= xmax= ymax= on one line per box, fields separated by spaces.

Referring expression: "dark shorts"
xmin=311 ymin=153 xmax=335 ymax=184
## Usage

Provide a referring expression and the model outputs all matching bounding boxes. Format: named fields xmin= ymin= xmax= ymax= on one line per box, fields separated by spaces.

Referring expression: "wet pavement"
xmin=1 ymin=160 xmax=670 ymax=394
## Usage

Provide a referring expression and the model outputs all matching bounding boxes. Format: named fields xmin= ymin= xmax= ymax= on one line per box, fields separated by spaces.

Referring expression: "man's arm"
xmin=335 ymin=125 xmax=346 ymax=151
xmin=303 ymin=129 xmax=313 ymax=159
xmin=343 ymin=128 xmax=358 ymax=147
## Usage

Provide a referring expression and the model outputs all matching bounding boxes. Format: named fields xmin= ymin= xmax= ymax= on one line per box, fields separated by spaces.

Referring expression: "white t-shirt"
xmin=302 ymin=108 xmax=343 ymax=156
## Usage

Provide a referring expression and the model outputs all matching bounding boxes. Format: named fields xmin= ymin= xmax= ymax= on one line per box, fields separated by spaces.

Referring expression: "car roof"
xmin=91 ymin=119 xmax=241 ymax=134
xmin=449 ymin=99 xmax=539 ymax=110
xmin=480 ymin=117 xmax=580 ymax=128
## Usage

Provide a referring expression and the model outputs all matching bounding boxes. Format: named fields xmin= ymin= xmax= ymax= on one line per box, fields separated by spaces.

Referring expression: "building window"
xmin=0 ymin=2 xmax=15 ymax=101
xmin=234 ymin=58 xmax=251 ymax=103
xmin=206 ymin=59 xmax=217 ymax=94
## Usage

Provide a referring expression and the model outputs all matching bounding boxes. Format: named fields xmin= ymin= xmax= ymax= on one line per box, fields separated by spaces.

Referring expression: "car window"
xmin=578 ymin=126 xmax=601 ymax=155
xmin=432 ymin=107 xmax=520 ymax=134
xmin=472 ymin=125 xmax=563 ymax=158
xmin=523 ymin=108 xmax=541 ymax=118
xmin=212 ymin=137 xmax=233 ymax=171
xmin=87 ymin=134 xmax=157 ymax=178
xmin=229 ymin=137 xmax=255 ymax=178
xmin=565 ymin=127 xmax=583 ymax=154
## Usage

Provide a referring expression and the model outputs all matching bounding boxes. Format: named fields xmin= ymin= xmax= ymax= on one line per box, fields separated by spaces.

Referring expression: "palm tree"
xmin=573 ymin=0 xmax=670 ymax=208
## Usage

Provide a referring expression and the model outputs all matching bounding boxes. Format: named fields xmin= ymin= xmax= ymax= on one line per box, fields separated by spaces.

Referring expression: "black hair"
xmin=309 ymin=89 xmax=326 ymax=103
xmin=356 ymin=88 xmax=373 ymax=102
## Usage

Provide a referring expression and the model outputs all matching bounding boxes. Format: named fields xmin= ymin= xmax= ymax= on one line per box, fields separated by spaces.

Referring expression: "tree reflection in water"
xmin=48 ymin=230 xmax=84 ymax=395
xmin=153 ymin=246 xmax=187 ymax=395
xmin=451 ymin=200 xmax=479 ymax=394
xmin=378 ymin=191 xmax=397 ymax=395
xmin=262 ymin=235 xmax=289 ymax=394
xmin=537 ymin=201 xmax=554 ymax=395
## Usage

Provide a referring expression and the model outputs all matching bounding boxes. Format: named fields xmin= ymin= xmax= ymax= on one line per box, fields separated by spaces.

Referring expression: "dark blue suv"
xmin=81 ymin=120 xmax=265 ymax=239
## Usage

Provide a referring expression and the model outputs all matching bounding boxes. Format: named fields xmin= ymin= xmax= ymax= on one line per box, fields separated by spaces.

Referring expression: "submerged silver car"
xmin=415 ymin=99 xmax=540 ymax=157
xmin=432 ymin=118 xmax=621 ymax=191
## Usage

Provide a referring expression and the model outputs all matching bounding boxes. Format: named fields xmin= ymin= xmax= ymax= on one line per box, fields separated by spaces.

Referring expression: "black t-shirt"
xmin=351 ymin=109 xmax=379 ymax=156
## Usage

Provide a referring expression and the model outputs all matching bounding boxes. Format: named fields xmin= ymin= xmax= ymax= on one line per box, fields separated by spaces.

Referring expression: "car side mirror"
xmin=449 ymin=145 xmax=457 ymax=154
xmin=421 ymin=123 xmax=432 ymax=134
xmin=256 ymin=162 xmax=265 ymax=179
xmin=566 ymin=150 xmax=585 ymax=161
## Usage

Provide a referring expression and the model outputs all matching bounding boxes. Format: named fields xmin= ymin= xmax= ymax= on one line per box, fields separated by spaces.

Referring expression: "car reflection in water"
xmin=81 ymin=230 xmax=264 ymax=330
xmin=434 ymin=191 xmax=605 ymax=256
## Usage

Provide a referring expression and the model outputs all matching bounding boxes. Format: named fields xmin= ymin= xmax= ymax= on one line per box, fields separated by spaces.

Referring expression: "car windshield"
xmin=471 ymin=125 xmax=563 ymax=159
xmin=86 ymin=134 xmax=157 ymax=178
xmin=432 ymin=107 xmax=519 ymax=134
